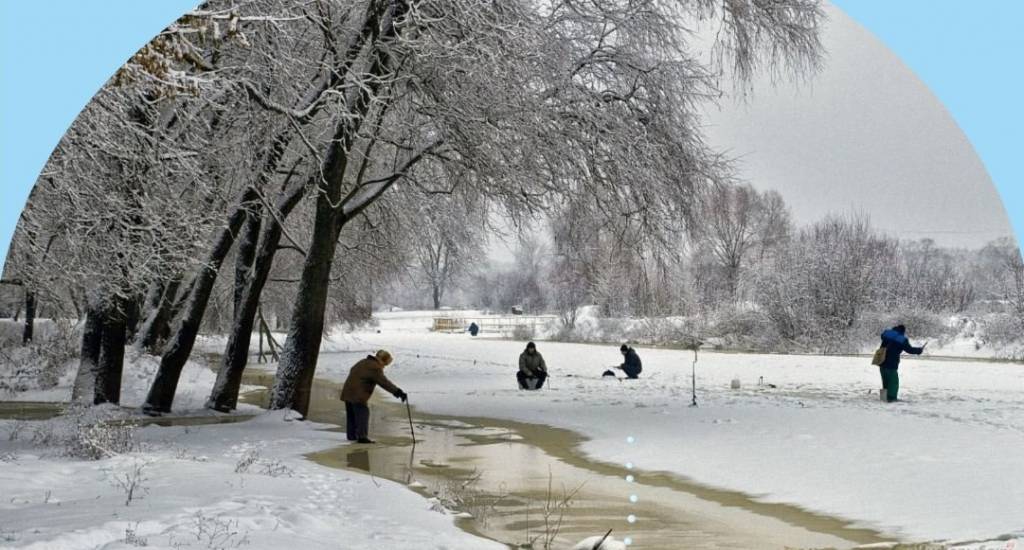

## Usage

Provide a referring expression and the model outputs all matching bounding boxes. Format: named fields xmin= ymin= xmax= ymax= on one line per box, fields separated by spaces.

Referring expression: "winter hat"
xmin=375 ymin=349 xmax=393 ymax=366
xmin=526 ymin=342 xmax=536 ymax=350
xmin=894 ymin=325 xmax=906 ymax=334
xmin=620 ymin=344 xmax=629 ymax=352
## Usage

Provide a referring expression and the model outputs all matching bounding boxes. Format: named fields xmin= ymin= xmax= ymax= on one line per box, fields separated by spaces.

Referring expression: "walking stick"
xmin=405 ymin=400 xmax=417 ymax=447
xmin=592 ymin=528 xmax=613 ymax=549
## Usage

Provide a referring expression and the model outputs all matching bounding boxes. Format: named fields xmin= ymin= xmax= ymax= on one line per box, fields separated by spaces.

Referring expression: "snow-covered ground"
xmin=3 ymin=310 xmax=1022 ymax=548
xmin=0 ymin=410 xmax=501 ymax=550
xmin=1 ymin=351 xmax=220 ymax=410
xmin=0 ymin=349 xmax=503 ymax=550
xmin=366 ymin=307 xmax=1024 ymax=360
xmin=307 ymin=312 xmax=1024 ymax=545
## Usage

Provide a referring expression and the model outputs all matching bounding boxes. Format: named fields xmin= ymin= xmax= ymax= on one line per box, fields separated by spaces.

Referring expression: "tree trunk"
xmin=133 ymin=280 xmax=165 ymax=343
xmin=432 ymin=284 xmax=441 ymax=310
xmin=94 ymin=298 xmax=127 ymax=405
xmin=71 ymin=302 xmax=104 ymax=403
xmin=234 ymin=205 xmax=262 ymax=315
xmin=22 ymin=290 xmax=36 ymax=344
xmin=207 ymin=274 xmax=264 ymax=411
xmin=162 ymin=277 xmax=192 ymax=341
xmin=142 ymin=189 xmax=256 ymax=414
xmin=269 ymin=196 xmax=344 ymax=417
xmin=69 ymin=290 xmax=83 ymax=320
xmin=269 ymin=1 xmax=404 ymax=417
xmin=258 ymin=314 xmax=265 ymax=363
xmin=124 ymin=295 xmax=142 ymax=342
xmin=260 ymin=309 xmax=280 ymax=361
xmin=209 ymin=183 xmax=304 ymax=411
xmin=136 ymin=276 xmax=182 ymax=354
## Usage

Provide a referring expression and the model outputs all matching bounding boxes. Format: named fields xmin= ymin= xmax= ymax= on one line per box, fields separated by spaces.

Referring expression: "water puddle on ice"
xmin=0 ymin=401 xmax=64 ymax=420
xmin=239 ymin=371 xmax=890 ymax=550
xmin=0 ymin=400 xmax=254 ymax=427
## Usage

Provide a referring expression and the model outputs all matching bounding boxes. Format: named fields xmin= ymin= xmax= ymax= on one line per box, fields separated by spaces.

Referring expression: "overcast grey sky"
xmin=699 ymin=1 xmax=1013 ymax=249
xmin=488 ymin=1 xmax=1013 ymax=263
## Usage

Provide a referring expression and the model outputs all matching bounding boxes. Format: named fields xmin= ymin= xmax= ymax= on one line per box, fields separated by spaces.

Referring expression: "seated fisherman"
xmin=517 ymin=341 xmax=548 ymax=390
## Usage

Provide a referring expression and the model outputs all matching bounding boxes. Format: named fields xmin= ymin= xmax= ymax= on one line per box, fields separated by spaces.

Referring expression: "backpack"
xmin=871 ymin=345 xmax=886 ymax=366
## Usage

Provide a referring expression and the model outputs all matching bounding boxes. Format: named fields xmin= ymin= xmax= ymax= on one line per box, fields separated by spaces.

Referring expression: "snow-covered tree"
xmin=8 ymin=0 xmax=825 ymax=416
xmin=691 ymin=183 xmax=792 ymax=306
xmin=757 ymin=215 xmax=895 ymax=350
xmin=407 ymin=191 xmax=486 ymax=310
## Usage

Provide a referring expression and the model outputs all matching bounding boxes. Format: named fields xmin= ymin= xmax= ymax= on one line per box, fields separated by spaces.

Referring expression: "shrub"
xmin=981 ymin=313 xmax=1024 ymax=346
xmin=707 ymin=308 xmax=783 ymax=352
xmin=26 ymin=404 xmax=138 ymax=460
xmin=512 ymin=324 xmax=535 ymax=341
xmin=0 ymin=319 xmax=78 ymax=396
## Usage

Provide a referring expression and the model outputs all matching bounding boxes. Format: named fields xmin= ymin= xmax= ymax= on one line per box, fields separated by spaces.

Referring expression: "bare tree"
xmin=693 ymin=183 xmax=792 ymax=305
xmin=14 ymin=77 xmax=227 ymax=405
xmin=979 ymin=238 xmax=1024 ymax=325
xmin=409 ymin=193 xmax=485 ymax=309
xmin=888 ymin=239 xmax=976 ymax=313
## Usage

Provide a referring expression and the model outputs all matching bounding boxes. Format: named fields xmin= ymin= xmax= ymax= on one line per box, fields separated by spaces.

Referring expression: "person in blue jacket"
xmin=617 ymin=344 xmax=643 ymax=379
xmin=878 ymin=324 xmax=926 ymax=402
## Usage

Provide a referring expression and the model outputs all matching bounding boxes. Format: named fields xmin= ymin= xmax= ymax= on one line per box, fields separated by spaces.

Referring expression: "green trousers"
xmin=879 ymin=368 xmax=899 ymax=402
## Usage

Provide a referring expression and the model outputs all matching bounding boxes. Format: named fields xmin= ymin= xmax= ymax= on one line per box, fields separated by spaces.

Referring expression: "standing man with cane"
xmin=340 ymin=349 xmax=408 ymax=443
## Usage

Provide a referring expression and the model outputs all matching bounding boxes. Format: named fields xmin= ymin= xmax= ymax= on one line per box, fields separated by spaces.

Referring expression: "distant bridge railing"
xmin=432 ymin=315 xmax=557 ymax=335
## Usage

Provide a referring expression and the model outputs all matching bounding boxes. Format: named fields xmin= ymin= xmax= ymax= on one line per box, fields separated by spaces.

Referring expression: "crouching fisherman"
xmin=517 ymin=342 xmax=548 ymax=390
xmin=617 ymin=344 xmax=642 ymax=379
xmin=340 ymin=349 xmax=407 ymax=443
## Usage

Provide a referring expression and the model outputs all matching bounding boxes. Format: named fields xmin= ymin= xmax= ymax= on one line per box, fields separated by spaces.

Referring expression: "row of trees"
xmin=3 ymin=0 xmax=826 ymax=416
xmin=385 ymin=179 xmax=1022 ymax=351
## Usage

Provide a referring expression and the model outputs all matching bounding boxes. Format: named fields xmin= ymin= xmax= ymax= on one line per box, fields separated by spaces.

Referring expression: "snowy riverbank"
xmin=2 ymin=310 xmax=1022 ymax=548
xmin=306 ymin=313 xmax=1024 ymax=545
xmin=0 ymin=409 xmax=502 ymax=550
xmin=0 ymin=347 xmax=503 ymax=550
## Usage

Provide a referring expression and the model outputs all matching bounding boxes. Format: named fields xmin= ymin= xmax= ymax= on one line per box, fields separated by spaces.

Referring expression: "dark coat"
xmin=519 ymin=350 xmax=547 ymax=377
xmin=879 ymin=328 xmax=924 ymax=370
xmin=341 ymin=355 xmax=401 ymax=403
xmin=621 ymin=347 xmax=642 ymax=378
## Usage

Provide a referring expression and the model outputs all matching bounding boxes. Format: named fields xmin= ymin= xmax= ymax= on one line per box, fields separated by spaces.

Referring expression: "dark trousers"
xmin=879 ymin=368 xmax=899 ymax=402
xmin=517 ymin=371 xmax=547 ymax=390
xmin=345 ymin=401 xmax=370 ymax=440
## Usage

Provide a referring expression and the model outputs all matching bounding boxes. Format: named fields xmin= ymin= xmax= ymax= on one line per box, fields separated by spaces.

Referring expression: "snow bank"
xmin=117 ymin=350 xmax=219 ymax=411
xmin=1 ymin=347 xmax=221 ymax=412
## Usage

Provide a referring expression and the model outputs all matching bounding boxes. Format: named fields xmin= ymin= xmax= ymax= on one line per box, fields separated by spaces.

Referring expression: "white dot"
xmin=625 ymin=474 xmax=635 ymax=482
xmin=626 ymin=436 xmax=635 ymax=444
xmin=624 ymin=537 xmax=633 ymax=546
xmin=629 ymin=494 xmax=638 ymax=503
xmin=625 ymin=462 xmax=634 ymax=469
xmin=627 ymin=514 xmax=637 ymax=523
